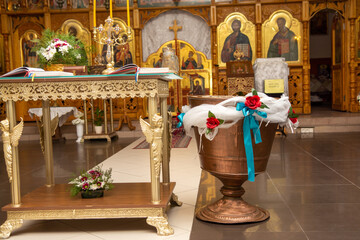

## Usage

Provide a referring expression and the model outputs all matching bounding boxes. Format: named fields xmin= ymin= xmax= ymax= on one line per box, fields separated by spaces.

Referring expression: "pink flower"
xmin=81 ymin=176 xmax=87 ymax=182
xmin=82 ymin=182 xmax=89 ymax=190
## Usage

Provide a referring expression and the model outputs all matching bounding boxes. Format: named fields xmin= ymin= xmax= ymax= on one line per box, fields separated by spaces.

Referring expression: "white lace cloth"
xmin=28 ymin=107 xmax=80 ymax=127
xmin=183 ymin=93 xmax=296 ymax=141
xmin=253 ymin=58 xmax=289 ymax=95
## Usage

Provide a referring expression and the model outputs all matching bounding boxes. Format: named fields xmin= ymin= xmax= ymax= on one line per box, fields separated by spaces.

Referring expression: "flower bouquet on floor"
xmin=69 ymin=165 xmax=113 ymax=198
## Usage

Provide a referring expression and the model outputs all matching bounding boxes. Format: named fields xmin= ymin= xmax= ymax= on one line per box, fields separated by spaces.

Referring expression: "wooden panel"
xmin=332 ymin=66 xmax=342 ymax=110
xmin=2 ymin=183 xmax=176 ymax=211
xmin=288 ymin=68 xmax=303 ymax=108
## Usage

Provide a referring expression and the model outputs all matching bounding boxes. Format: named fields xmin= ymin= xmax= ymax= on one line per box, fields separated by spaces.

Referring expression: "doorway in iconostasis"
xmin=143 ymin=40 xmax=212 ymax=112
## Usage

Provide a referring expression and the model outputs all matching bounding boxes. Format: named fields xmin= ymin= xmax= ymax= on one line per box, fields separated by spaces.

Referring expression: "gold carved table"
xmin=0 ymin=74 xmax=181 ymax=238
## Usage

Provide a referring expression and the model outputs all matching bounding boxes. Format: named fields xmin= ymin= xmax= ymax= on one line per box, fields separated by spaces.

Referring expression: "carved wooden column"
xmin=302 ymin=1 xmax=311 ymax=114
xmin=255 ymin=2 xmax=262 ymax=58
xmin=43 ymin=0 xmax=51 ymax=29
xmin=3 ymin=33 xmax=10 ymax=72
xmin=210 ymin=4 xmax=218 ymax=95
xmin=349 ymin=0 xmax=358 ymax=112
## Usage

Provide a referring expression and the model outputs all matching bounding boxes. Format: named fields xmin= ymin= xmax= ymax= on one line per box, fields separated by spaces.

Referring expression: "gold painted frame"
xmin=95 ymin=18 xmax=135 ymax=66
xmin=262 ymin=10 xmax=302 ymax=65
xmin=356 ymin=16 xmax=360 ymax=60
xmin=59 ymin=19 xmax=92 ymax=65
xmin=20 ymin=30 xmax=40 ymax=67
xmin=217 ymin=12 xmax=256 ymax=67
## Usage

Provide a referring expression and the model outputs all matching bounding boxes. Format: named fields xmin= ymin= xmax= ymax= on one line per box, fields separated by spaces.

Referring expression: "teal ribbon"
xmin=236 ymin=102 xmax=267 ymax=182
xmin=176 ymin=113 xmax=185 ymax=128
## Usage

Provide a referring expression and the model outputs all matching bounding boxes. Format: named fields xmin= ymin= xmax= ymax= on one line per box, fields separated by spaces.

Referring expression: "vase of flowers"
xmin=69 ymin=165 xmax=113 ymax=198
xmin=72 ymin=111 xmax=84 ymax=143
xmin=32 ymin=29 xmax=88 ymax=69
xmin=184 ymin=90 xmax=298 ymax=224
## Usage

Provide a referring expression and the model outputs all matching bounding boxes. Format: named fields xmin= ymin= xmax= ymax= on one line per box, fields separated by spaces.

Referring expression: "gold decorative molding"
xmin=186 ymin=8 xmax=211 ymax=24
xmin=217 ymin=6 xmax=255 ymax=24
xmin=309 ymin=1 xmax=345 ymax=18
xmin=146 ymin=215 xmax=174 ymax=236
xmin=0 ymin=79 xmax=169 ymax=102
xmin=0 ymin=118 xmax=24 ymax=183
xmin=262 ymin=3 xmax=301 ymax=23
xmin=0 ymin=219 xmax=23 ymax=239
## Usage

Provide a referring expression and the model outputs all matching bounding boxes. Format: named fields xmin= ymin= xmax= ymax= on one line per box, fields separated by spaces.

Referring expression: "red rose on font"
xmin=289 ymin=117 xmax=298 ymax=124
xmin=245 ymin=95 xmax=261 ymax=109
xmin=206 ymin=117 xmax=220 ymax=129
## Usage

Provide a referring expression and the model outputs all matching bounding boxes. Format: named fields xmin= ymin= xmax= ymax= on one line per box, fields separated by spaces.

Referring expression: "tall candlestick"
xmin=110 ymin=0 xmax=112 ymax=18
xmin=127 ymin=0 xmax=130 ymax=26
xmin=93 ymin=0 xmax=96 ymax=27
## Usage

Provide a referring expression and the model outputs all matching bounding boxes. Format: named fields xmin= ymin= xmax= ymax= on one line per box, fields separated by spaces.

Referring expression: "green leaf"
xmin=260 ymin=103 xmax=269 ymax=109
xmin=252 ymin=88 xmax=258 ymax=96
xmin=206 ymin=128 xmax=211 ymax=134
xmin=218 ymin=119 xmax=224 ymax=125
xmin=208 ymin=111 xmax=215 ymax=118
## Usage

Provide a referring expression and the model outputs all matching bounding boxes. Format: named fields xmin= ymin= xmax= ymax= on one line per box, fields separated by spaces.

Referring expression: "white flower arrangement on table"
xmin=68 ymin=165 xmax=114 ymax=197
xmin=72 ymin=111 xmax=84 ymax=125
xmin=32 ymin=29 xmax=88 ymax=68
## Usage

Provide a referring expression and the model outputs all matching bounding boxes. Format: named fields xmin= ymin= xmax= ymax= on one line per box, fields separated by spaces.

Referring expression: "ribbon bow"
xmin=236 ymin=102 xmax=267 ymax=182
xmin=176 ymin=113 xmax=185 ymax=128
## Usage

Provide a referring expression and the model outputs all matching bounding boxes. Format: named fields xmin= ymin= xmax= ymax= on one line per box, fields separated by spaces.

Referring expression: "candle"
xmin=110 ymin=0 xmax=113 ymax=18
xmin=127 ymin=0 xmax=130 ymax=26
xmin=93 ymin=0 xmax=96 ymax=27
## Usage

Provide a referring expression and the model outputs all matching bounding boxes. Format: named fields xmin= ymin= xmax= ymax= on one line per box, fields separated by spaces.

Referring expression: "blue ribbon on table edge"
xmin=236 ymin=102 xmax=267 ymax=182
xmin=176 ymin=113 xmax=185 ymax=128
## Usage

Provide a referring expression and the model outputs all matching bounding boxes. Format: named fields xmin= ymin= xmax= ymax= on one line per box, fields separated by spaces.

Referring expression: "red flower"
xmin=289 ymin=117 xmax=297 ymax=124
xmin=288 ymin=108 xmax=298 ymax=124
xmin=206 ymin=117 xmax=220 ymax=129
xmin=245 ymin=95 xmax=261 ymax=110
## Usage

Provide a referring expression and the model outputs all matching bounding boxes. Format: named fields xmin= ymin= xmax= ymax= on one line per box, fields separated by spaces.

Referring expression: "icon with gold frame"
xmin=262 ymin=10 xmax=302 ymax=64
xmin=217 ymin=12 xmax=256 ymax=68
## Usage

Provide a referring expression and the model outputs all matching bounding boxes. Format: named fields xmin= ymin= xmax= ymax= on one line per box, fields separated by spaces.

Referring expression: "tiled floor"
xmin=1 ymin=131 xmax=360 ymax=240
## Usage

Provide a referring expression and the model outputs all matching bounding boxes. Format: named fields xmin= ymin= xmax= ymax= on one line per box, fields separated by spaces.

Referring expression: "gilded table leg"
xmin=0 ymin=219 xmax=23 ymax=239
xmin=170 ymin=193 xmax=183 ymax=207
xmin=148 ymin=96 xmax=162 ymax=204
xmin=42 ymin=100 xmax=55 ymax=187
xmin=146 ymin=215 xmax=174 ymax=236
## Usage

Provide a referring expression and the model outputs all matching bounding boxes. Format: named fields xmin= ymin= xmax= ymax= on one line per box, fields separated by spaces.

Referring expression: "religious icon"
xmin=114 ymin=34 xmax=133 ymax=67
xmin=153 ymin=53 xmax=163 ymax=68
xmin=190 ymin=77 xmax=205 ymax=95
xmin=28 ymin=0 xmax=44 ymax=9
xmin=267 ymin=17 xmax=298 ymax=61
xmin=221 ymin=19 xmax=252 ymax=63
xmin=310 ymin=11 xmax=328 ymax=35
xmin=21 ymin=32 xmax=39 ymax=67
xmin=72 ymin=0 xmax=89 ymax=8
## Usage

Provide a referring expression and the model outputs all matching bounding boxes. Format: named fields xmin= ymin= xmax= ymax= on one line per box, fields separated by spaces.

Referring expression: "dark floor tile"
xmin=306 ymin=231 xmax=360 ymax=240
xmin=289 ymin=203 xmax=360 ymax=232
xmin=277 ymin=185 xmax=360 ymax=204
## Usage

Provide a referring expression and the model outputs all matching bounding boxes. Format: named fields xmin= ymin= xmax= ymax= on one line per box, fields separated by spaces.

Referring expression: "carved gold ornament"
xmin=139 ymin=115 xmax=164 ymax=177
xmin=0 ymin=118 xmax=24 ymax=183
